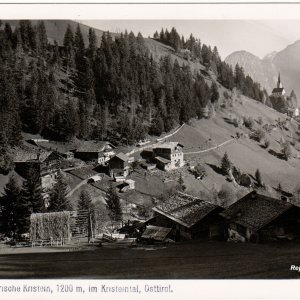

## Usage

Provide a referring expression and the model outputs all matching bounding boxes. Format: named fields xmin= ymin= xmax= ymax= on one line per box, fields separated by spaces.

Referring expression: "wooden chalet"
xmin=75 ymin=141 xmax=115 ymax=164
xmin=108 ymin=152 xmax=130 ymax=181
xmin=150 ymin=192 xmax=224 ymax=241
xmin=220 ymin=191 xmax=300 ymax=243
xmin=14 ymin=150 xmax=61 ymax=190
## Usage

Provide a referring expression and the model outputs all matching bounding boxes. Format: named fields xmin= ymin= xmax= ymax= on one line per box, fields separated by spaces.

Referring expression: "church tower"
xmin=277 ymin=73 xmax=283 ymax=89
xmin=271 ymin=72 xmax=285 ymax=97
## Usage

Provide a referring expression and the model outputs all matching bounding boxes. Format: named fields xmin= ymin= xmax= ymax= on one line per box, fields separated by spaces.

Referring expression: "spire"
xmin=277 ymin=73 xmax=282 ymax=88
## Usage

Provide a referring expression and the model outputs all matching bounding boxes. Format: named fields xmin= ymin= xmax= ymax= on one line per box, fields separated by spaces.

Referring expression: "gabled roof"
xmin=219 ymin=191 xmax=293 ymax=231
xmin=155 ymin=156 xmax=171 ymax=164
xmin=154 ymin=142 xmax=184 ymax=150
xmin=272 ymin=88 xmax=285 ymax=94
xmin=152 ymin=192 xmax=220 ymax=228
xmin=112 ymin=152 xmax=129 ymax=162
xmin=14 ymin=150 xmax=54 ymax=163
xmin=141 ymin=225 xmax=172 ymax=241
xmin=76 ymin=141 xmax=115 ymax=153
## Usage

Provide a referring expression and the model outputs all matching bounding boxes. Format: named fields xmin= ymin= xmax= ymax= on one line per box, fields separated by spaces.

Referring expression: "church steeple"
xmin=277 ymin=73 xmax=282 ymax=88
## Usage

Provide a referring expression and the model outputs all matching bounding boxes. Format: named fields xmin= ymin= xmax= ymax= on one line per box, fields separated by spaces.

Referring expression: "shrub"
xmin=257 ymin=116 xmax=263 ymax=125
xmin=193 ymin=163 xmax=207 ymax=179
xmin=223 ymin=91 xmax=230 ymax=100
xmin=217 ymin=184 xmax=235 ymax=207
xmin=252 ymin=128 xmax=265 ymax=142
xmin=282 ymin=142 xmax=292 ymax=160
xmin=243 ymin=116 xmax=255 ymax=129
xmin=263 ymin=138 xmax=270 ymax=149
xmin=255 ymin=169 xmax=263 ymax=187
xmin=221 ymin=152 xmax=232 ymax=175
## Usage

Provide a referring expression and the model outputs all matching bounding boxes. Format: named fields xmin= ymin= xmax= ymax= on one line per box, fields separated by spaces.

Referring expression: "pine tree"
xmin=21 ymin=168 xmax=44 ymax=214
xmin=210 ymin=81 xmax=219 ymax=103
xmin=88 ymin=28 xmax=97 ymax=60
xmin=177 ymin=173 xmax=186 ymax=191
xmin=105 ymin=183 xmax=122 ymax=222
xmin=0 ymin=176 xmax=23 ymax=237
xmin=221 ymin=152 xmax=232 ymax=175
xmin=78 ymin=190 xmax=94 ymax=242
xmin=78 ymin=190 xmax=92 ymax=212
xmin=48 ymin=171 xmax=71 ymax=212
xmin=36 ymin=20 xmax=48 ymax=55
xmin=255 ymin=168 xmax=263 ymax=187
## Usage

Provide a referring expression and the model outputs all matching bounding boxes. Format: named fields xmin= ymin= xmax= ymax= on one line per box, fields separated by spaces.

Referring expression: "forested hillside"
xmin=0 ymin=20 xmax=268 ymax=174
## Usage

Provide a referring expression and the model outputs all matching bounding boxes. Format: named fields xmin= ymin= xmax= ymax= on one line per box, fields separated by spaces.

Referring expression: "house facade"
xmin=220 ymin=191 xmax=300 ymax=243
xmin=75 ymin=141 xmax=115 ymax=164
xmin=14 ymin=150 xmax=61 ymax=190
xmin=150 ymin=192 xmax=224 ymax=241
xmin=153 ymin=142 xmax=184 ymax=171
xmin=108 ymin=153 xmax=130 ymax=181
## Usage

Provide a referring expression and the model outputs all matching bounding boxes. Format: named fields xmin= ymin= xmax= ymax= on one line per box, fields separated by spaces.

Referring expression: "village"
xmin=6 ymin=115 xmax=300 ymax=250
xmin=1 ymin=72 xmax=300 ymax=253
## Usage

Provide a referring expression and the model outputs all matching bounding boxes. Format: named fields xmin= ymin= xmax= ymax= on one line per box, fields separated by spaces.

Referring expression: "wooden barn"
xmin=75 ymin=141 xmax=115 ymax=164
xmin=220 ymin=191 xmax=300 ymax=243
xmin=150 ymin=192 xmax=224 ymax=241
xmin=14 ymin=150 xmax=61 ymax=190
xmin=108 ymin=153 xmax=130 ymax=181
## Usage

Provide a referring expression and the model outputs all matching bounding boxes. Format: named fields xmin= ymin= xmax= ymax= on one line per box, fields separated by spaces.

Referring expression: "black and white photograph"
xmin=1 ymin=2 xmax=300 ymax=298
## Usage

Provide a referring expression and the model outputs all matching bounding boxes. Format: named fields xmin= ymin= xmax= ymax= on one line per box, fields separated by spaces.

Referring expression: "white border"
xmin=0 ymin=2 xmax=300 ymax=300
xmin=0 ymin=3 xmax=299 ymax=20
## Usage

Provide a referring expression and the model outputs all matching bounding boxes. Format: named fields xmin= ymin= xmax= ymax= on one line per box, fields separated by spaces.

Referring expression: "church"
xmin=271 ymin=73 xmax=286 ymax=97
xmin=270 ymin=73 xmax=299 ymax=117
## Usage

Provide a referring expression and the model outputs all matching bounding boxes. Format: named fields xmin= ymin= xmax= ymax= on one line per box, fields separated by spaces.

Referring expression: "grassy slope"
xmin=167 ymin=93 xmax=300 ymax=198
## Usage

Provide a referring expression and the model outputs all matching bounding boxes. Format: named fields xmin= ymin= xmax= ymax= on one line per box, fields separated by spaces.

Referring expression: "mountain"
xmin=225 ymin=50 xmax=278 ymax=94
xmin=225 ymin=41 xmax=300 ymax=101
xmin=4 ymin=20 xmax=109 ymax=47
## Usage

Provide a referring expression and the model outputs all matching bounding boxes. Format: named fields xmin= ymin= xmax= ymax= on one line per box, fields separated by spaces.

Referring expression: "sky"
xmin=82 ymin=20 xmax=300 ymax=60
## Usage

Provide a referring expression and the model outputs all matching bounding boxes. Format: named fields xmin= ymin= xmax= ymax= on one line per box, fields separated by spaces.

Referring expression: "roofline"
xmin=152 ymin=207 xmax=191 ymax=228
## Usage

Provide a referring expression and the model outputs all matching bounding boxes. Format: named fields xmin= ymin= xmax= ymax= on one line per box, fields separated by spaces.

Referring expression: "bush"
xmin=252 ymin=128 xmax=265 ymax=142
xmin=221 ymin=152 xmax=232 ymax=175
xmin=257 ymin=116 xmax=263 ymax=125
xmin=232 ymin=117 xmax=242 ymax=128
xmin=223 ymin=91 xmax=230 ymax=100
xmin=243 ymin=116 xmax=255 ymax=129
xmin=217 ymin=184 xmax=235 ymax=207
xmin=193 ymin=163 xmax=207 ymax=179
xmin=263 ymin=138 xmax=270 ymax=149
xmin=282 ymin=142 xmax=292 ymax=160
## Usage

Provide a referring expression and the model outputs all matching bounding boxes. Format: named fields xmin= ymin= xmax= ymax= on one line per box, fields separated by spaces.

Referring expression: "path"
xmin=125 ymin=123 xmax=185 ymax=156
xmin=184 ymin=138 xmax=236 ymax=155
xmin=66 ymin=179 xmax=88 ymax=198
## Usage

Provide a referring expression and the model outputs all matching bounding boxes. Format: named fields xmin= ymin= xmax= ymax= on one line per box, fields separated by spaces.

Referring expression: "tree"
xmin=210 ymin=81 xmax=219 ymax=103
xmin=78 ymin=190 xmax=94 ymax=242
xmin=177 ymin=173 xmax=186 ymax=191
xmin=105 ymin=183 xmax=122 ymax=222
xmin=21 ymin=168 xmax=44 ymax=214
xmin=48 ymin=171 xmax=71 ymax=212
xmin=193 ymin=163 xmax=207 ymax=179
xmin=282 ymin=142 xmax=292 ymax=160
xmin=221 ymin=152 xmax=232 ymax=175
xmin=0 ymin=176 xmax=26 ymax=237
xmin=36 ymin=20 xmax=48 ymax=55
xmin=78 ymin=190 xmax=92 ymax=212
xmin=217 ymin=184 xmax=235 ymax=207
xmin=255 ymin=168 xmax=263 ymax=187
xmin=277 ymin=183 xmax=282 ymax=196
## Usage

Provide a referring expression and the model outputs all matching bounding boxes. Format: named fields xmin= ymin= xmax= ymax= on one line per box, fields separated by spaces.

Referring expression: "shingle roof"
xmin=14 ymin=149 xmax=53 ymax=163
xmin=219 ymin=191 xmax=293 ymax=231
xmin=154 ymin=142 xmax=183 ymax=150
xmin=153 ymin=192 xmax=220 ymax=228
xmin=114 ymin=152 xmax=129 ymax=162
xmin=155 ymin=156 xmax=171 ymax=164
xmin=272 ymin=88 xmax=284 ymax=94
xmin=76 ymin=141 xmax=114 ymax=153
xmin=141 ymin=225 xmax=172 ymax=241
